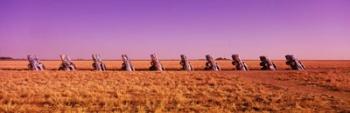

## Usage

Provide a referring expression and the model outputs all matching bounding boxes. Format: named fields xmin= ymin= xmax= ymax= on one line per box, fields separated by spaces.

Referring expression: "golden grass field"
xmin=0 ymin=60 xmax=349 ymax=113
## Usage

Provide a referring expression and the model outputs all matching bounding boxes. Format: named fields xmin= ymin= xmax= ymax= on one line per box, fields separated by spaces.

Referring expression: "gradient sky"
xmin=0 ymin=0 xmax=349 ymax=60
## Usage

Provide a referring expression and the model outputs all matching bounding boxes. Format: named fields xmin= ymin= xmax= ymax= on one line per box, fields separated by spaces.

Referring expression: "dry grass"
xmin=0 ymin=60 xmax=349 ymax=112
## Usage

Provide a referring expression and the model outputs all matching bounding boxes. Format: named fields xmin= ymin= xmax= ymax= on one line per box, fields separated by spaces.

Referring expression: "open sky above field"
xmin=0 ymin=0 xmax=349 ymax=60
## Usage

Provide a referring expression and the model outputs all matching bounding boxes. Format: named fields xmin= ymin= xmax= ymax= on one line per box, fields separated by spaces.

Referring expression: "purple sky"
xmin=0 ymin=0 xmax=349 ymax=60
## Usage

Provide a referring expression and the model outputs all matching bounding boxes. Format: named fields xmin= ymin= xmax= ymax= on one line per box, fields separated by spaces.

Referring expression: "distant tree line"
xmin=215 ymin=57 xmax=229 ymax=60
xmin=0 ymin=57 xmax=14 ymax=60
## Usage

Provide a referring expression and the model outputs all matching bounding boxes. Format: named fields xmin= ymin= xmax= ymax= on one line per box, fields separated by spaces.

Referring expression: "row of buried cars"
xmin=26 ymin=54 xmax=305 ymax=71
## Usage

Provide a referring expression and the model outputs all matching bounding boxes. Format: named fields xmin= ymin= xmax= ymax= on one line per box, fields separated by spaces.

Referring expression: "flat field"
xmin=0 ymin=60 xmax=349 ymax=113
